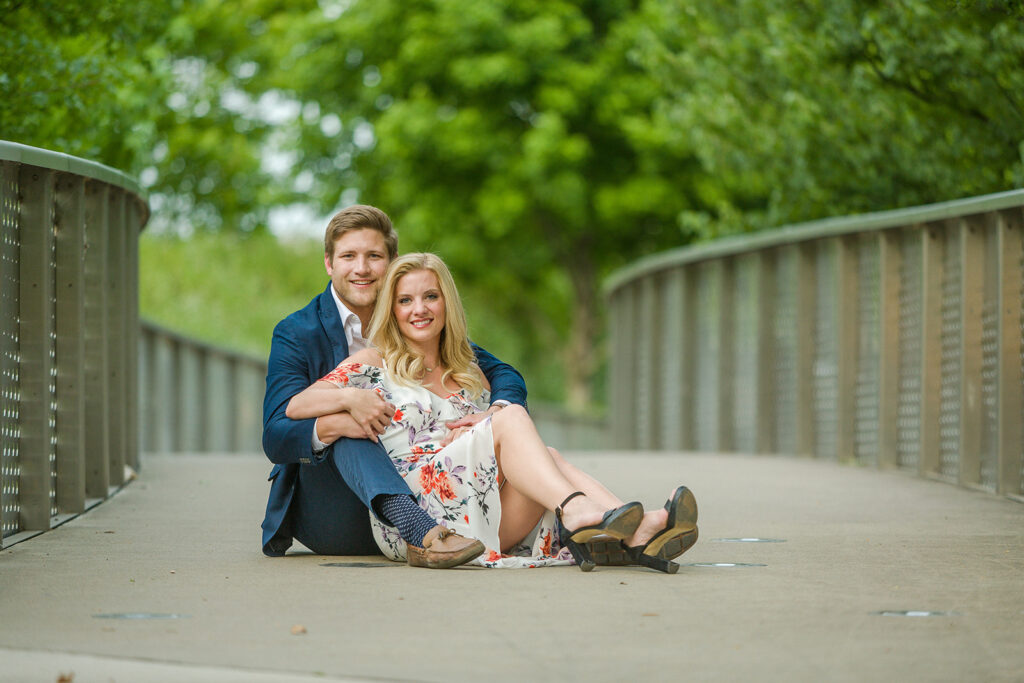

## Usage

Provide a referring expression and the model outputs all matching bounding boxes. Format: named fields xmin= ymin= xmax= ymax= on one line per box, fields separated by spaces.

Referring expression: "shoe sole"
xmin=587 ymin=539 xmax=632 ymax=566
xmin=408 ymin=539 xmax=486 ymax=569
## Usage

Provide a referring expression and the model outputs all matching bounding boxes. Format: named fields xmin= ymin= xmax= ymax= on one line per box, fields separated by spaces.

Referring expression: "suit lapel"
xmin=317 ymin=283 xmax=351 ymax=367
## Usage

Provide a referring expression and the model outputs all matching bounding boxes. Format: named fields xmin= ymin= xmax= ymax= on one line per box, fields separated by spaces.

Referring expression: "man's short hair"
xmin=324 ymin=204 xmax=398 ymax=259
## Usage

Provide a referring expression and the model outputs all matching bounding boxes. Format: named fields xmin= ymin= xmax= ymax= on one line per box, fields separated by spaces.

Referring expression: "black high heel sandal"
xmin=555 ymin=491 xmax=644 ymax=572
xmin=625 ymin=485 xmax=698 ymax=574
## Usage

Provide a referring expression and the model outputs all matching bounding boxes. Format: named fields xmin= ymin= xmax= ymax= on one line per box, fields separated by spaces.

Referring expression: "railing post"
xmin=959 ymin=216 xmax=985 ymax=487
xmin=717 ymin=258 xmax=735 ymax=452
xmin=617 ymin=285 xmax=640 ymax=448
xmin=106 ymin=190 xmax=126 ymax=487
xmin=125 ymin=198 xmax=141 ymax=470
xmin=637 ymin=276 xmax=660 ymax=449
xmin=1 ymin=161 xmax=20 ymax=540
xmin=878 ymin=231 xmax=902 ymax=468
xmin=660 ymin=267 xmax=695 ymax=450
xmin=836 ymin=235 xmax=859 ymax=463
xmin=83 ymin=181 xmax=110 ymax=498
xmin=54 ymin=173 xmax=86 ymax=514
xmin=179 ymin=344 xmax=203 ymax=451
xmin=137 ymin=326 xmax=154 ymax=454
xmin=679 ymin=268 xmax=697 ymax=451
xmin=17 ymin=165 xmax=55 ymax=531
xmin=996 ymin=209 xmax=1023 ymax=496
xmin=756 ymin=250 xmax=777 ymax=453
xmin=919 ymin=222 xmax=944 ymax=477
xmin=795 ymin=242 xmax=817 ymax=456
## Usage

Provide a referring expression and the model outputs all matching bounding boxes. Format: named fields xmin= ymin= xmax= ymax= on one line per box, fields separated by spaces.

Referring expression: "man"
xmin=261 ymin=204 xmax=527 ymax=568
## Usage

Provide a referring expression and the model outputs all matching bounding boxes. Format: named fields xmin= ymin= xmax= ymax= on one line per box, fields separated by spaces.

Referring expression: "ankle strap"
xmin=557 ymin=491 xmax=586 ymax=514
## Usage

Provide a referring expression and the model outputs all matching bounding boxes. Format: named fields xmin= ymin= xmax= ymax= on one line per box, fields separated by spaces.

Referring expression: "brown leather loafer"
xmin=406 ymin=525 xmax=485 ymax=569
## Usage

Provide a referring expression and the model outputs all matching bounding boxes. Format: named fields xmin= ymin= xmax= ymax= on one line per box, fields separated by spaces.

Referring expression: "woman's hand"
xmin=441 ymin=425 xmax=472 ymax=447
xmin=441 ymin=404 xmax=504 ymax=446
xmin=345 ymin=388 xmax=396 ymax=440
xmin=287 ymin=381 xmax=395 ymax=441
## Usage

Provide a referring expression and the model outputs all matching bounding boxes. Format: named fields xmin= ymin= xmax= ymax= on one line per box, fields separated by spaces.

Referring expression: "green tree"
xmin=633 ymin=0 xmax=1024 ymax=232
xmin=8 ymin=0 xmax=1024 ymax=409
xmin=230 ymin=0 xmax=706 ymax=408
xmin=0 ymin=0 xmax=175 ymax=169
xmin=0 ymin=0 xmax=284 ymax=233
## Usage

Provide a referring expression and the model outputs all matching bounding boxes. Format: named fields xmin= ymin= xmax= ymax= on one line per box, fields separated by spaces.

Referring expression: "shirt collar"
xmin=328 ymin=284 xmax=367 ymax=349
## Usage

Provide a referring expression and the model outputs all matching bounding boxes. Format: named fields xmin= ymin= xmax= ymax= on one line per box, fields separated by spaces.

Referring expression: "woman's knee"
xmin=498 ymin=403 xmax=528 ymax=420
xmin=492 ymin=403 xmax=529 ymax=431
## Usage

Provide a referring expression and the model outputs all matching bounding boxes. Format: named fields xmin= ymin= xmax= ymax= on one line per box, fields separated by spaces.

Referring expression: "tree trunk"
xmin=563 ymin=250 xmax=598 ymax=412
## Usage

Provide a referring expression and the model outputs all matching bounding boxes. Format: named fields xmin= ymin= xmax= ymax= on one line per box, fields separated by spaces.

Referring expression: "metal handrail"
xmin=1 ymin=141 xmax=148 ymax=546
xmin=605 ymin=189 xmax=1024 ymax=500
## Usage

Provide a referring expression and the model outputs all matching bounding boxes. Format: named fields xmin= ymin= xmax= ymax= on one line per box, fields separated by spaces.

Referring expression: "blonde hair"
xmin=368 ymin=253 xmax=483 ymax=398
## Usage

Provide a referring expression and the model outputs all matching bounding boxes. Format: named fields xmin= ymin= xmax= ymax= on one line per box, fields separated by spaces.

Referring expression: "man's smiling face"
xmin=324 ymin=228 xmax=390 ymax=320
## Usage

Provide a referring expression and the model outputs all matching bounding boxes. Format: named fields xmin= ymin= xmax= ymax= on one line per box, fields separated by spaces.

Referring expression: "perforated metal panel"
xmin=854 ymin=236 xmax=880 ymax=466
xmin=1019 ymin=227 xmax=1024 ymax=496
xmin=896 ymin=230 xmax=922 ymax=470
xmin=733 ymin=254 xmax=759 ymax=452
xmin=604 ymin=189 xmax=1024 ymax=501
xmin=939 ymin=226 xmax=962 ymax=479
xmin=47 ymin=193 xmax=58 ymax=518
xmin=813 ymin=242 xmax=838 ymax=460
xmin=695 ymin=261 xmax=719 ymax=451
xmin=1 ymin=164 xmax=20 ymax=538
xmin=773 ymin=248 xmax=798 ymax=454
xmin=979 ymin=224 xmax=1000 ymax=490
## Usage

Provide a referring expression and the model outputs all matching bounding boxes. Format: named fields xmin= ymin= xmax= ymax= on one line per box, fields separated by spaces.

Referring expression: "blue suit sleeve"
xmin=262 ymin=318 xmax=323 ymax=465
xmin=471 ymin=343 xmax=528 ymax=409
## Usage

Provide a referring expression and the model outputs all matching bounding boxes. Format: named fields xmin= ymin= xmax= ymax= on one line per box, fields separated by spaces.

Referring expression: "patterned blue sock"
xmin=375 ymin=494 xmax=437 ymax=547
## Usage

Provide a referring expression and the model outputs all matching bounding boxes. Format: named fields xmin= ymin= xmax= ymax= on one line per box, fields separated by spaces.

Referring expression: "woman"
xmin=287 ymin=253 xmax=698 ymax=571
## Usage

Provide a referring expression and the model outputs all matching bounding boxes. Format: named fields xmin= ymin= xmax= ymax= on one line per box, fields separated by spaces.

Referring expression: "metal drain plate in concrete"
xmin=678 ymin=562 xmax=767 ymax=568
xmin=92 ymin=613 xmax=190 ymax=620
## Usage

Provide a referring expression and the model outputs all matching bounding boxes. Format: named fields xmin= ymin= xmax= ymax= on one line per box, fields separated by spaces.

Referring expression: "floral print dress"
xmin=320 ymin=362 xmax=572 ymax=568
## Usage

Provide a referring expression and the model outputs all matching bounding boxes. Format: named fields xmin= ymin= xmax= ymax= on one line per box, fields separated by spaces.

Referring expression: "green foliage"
xmin=633 ymin=0 xmax=1024 ymax=232
xmin=229 ymin=0 xmax=705 ymax=407
xmin=9 ymin=0 xmax=1024 ymax=408
xmin=0 ymin=0 xmax=178 ymax=169
xmin=139 ymin=230 xmax=327 ymax=356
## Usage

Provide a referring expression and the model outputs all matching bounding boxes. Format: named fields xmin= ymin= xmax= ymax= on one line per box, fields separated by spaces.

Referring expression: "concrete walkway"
xmin=1 ymin=452 xmax=1022 ymax=682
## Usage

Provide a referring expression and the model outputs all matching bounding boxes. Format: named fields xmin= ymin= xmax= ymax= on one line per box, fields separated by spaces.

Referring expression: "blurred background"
xmin=3 ymin=0 xmax=1022 ymax=412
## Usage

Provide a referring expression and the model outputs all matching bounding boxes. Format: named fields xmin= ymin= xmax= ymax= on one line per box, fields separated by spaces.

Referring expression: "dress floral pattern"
xmin=321 ymin=362 xmax=572 ymax=568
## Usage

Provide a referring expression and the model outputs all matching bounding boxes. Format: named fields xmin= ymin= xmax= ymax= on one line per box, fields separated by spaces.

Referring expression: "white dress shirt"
xmin=312 ymin=287 xmax=369 ymax=451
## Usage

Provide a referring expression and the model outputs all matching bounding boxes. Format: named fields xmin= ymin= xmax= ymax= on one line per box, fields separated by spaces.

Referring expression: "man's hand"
xmin=344 ymin=388 xmax=396 ymax=440
xmin=441 ymin=405 xmax=502 ymax=447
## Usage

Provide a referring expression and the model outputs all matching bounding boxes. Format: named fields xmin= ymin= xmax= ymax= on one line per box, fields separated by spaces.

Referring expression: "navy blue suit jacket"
xmin=261 ymin=282 xmax=527 ymax=556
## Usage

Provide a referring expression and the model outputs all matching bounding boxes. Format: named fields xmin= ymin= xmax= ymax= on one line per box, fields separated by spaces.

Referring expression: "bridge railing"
xmin=136 ymin=323 xmax=605 ymax=455
xmin=139 ymin=321 xmax=266 ymax=454
xmin=606 ymin=190 xmax=1024 ymax=500
xmin=1 ymin=141 xmax=148 ymax=547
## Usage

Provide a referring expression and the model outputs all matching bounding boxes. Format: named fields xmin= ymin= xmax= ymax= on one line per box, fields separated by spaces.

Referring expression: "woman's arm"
xmin=285 ymin=348 xmax=392 ymax=425
xmin=285 ymin=380 xmax=354 ymax=420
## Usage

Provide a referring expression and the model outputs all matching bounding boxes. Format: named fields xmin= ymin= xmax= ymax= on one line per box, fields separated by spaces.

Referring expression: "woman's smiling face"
xmin=393 ymin=268 xmax=446 ymax=347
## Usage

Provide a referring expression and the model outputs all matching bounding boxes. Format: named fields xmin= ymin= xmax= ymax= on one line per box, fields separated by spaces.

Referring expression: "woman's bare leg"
xmin=490 ymin=406 xmax=672 ymax=548
xmin=546 ymin=446 xmax=668 ymax=547
xmin=497 ymin=484 xmax=544 ymax=552
xmin=489 ymin=405 xmax=610 ymax=533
